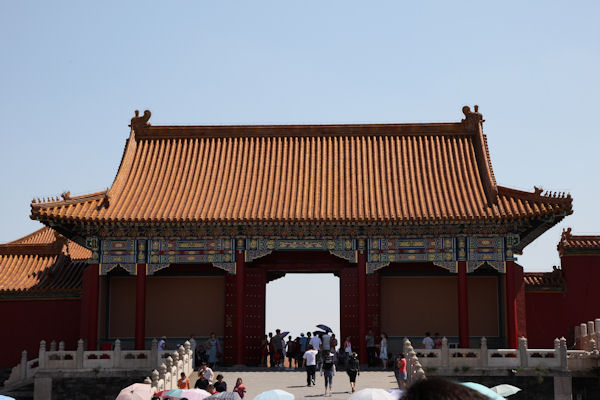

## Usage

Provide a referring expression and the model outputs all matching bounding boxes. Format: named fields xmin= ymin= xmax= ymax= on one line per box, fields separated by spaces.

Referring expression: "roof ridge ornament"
xmin=461 ymin=105 xmax=485 ymax=131
xmin=130 ymin=109 xmax=151 ymax=133
xmin=561 ymin=227 xmax=572 ymax=241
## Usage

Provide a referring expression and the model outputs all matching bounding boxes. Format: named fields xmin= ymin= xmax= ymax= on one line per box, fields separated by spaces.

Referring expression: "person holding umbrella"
xmin=346 ymin=352 xmax=360 ymax=393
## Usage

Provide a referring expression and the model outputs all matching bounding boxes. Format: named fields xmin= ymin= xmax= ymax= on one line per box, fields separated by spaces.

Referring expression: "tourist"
xmin=379 ymin=333 xmax=388 ymax=369
xmin=207 ymin=384 xmax=216 ymax=394
xmin=320 ymin=352 xmax=336 ymax=396
xmin=401 ymin=377 xmax=489 ymax=400
xmin=214 ymin=374 xmax=227 ymax=392
xmin=321 ymin=331 xmax=331 ymax=356
xmin=260 ymin=335 xmax=269 ymax=367
xmin=177 ymin=372 xmax=190 ymax=389
xmin=422 ymin=332 xmax=434 ymax=349
xmin=294 ymin=337 xmax=303 ymax=369
xmin=233 ymin=377 xmax=247 ymax=398
xmin=303 ymin=344 xmax=319 ymax=386
xmin=286 ymin=336 xmax=295 ymax=368
xmin=299 ymin=333 xmax=308 ymax=354
xmin=158 ymin=336 xmax=167 ymax=350
xmin=195 ymin=344 xmax=209 ymax=367
xmin=273 ymin=329 xmax=284 ymax=367
xmin=268 ymin=332 xmax=274 ymax=367
xmin=434 ymin=332 xmax=443 ymax=349
xmin=309 ymin=331 xmax=322 ymax=351
xmin=343 ymin=336 xmax=352 ymax=367
xmin=330 ymin=334 xmax=338 ymax=354
xmin=346 ymin=352 xmax=360 ymax=393
xmin=395 ymin=353 xmax=407 ymax=390
xmin=198 ymin=362 xmax=214 ymax=383
xmin=365 ymin=330 xmax=376 ymax=366
xmin=206 ymin=332 xmax=220 ymax=368
xmin=194 ymin=371 xmax=209 ymax=390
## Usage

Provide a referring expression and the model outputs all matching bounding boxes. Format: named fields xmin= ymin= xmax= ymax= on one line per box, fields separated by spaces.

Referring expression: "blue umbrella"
xmin=0 ymin=396 xmax=16 ymax=400
xmin=317 ymin=324 xmax=333 ymax=333
xmin=459 ymin=382 xmax=506 ymax=400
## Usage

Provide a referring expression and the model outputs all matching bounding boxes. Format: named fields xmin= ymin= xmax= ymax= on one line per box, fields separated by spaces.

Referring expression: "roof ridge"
xmin=497 ymin=185 xmax=573 ymax=204
xmin=31 ymin=190 xmax=108 ymax=208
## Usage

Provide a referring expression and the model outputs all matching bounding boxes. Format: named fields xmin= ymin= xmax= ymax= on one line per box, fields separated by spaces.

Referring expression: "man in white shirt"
xmin=198 ymin=362 xmax=214 ymax=383
xmin=422 ymin=332 xmax=434 ymax=350
xmin=303 ymin=344 xmax=319 ymax=386
xmin=309 ymin=333 xmax=322 ymax=351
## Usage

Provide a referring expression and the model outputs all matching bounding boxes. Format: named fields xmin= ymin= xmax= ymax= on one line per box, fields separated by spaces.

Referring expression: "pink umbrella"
xmin=115 ymin=383 xmax=153 ymax=400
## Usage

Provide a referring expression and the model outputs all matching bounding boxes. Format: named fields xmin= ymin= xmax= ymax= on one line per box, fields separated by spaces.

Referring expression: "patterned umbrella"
xmin=206 ymin=392 xmax=243 ymax=400
xmin=316 ymin=324 xmax=333 ymax=333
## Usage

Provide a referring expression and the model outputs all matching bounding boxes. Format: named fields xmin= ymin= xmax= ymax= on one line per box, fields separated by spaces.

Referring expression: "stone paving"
xmin=189 ymin=370 xmax=401 ymax=400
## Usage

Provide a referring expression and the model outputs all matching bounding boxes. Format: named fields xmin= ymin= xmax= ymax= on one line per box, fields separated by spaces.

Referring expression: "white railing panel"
xmin=488 ymin=349 xmax=520 ymax=367
xmin=83 ymin=351 xmax=115 ymax=368
xmin=46 ymin=351 xmax=77 ymax=369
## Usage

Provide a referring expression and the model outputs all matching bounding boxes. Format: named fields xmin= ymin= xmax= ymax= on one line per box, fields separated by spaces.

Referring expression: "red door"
xmin=243 ymin=267 xmax=266 ymax=365
xmin=367 ymin=271 xmax=381 ymax=335
xmin=340 ymin=267 xmax=359 ymax=353
xmin=224 ymin=274 xmax=237 ymax=365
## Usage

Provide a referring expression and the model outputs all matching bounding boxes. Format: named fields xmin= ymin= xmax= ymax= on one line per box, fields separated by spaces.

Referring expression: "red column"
xmin=457 ymin=261 xmax=469 ymax=348
xmin=87 ymin=263 xmax=99 ymax=350
xmin=135 ymin=263 xmax=147 ymax=350
xmin=235 ymin=250 xmax=245 ymax=365
xmin=506 ymin=260 xmax=518 ymax=348
xmin=357 ymin=251 xmax=367 ymax=362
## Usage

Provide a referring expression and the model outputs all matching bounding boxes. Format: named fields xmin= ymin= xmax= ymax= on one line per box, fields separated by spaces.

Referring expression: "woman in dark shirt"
xmin=214 ymin=374 xmax=227 ymax=392
xmin=346 ymin=352 xmax=360 ymax=393
xmin=195 ymin=371 xmax=209 ymax=390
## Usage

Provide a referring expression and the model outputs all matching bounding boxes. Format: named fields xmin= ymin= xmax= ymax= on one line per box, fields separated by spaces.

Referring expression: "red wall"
xmin=0 ymin=298 xmax=81 ymax=368
xmin=526 ymin=253 xmax=600 ymax=348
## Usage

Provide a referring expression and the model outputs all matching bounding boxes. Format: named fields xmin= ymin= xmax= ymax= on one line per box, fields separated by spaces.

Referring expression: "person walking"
xmin=198 ymin=362 xmax=214 ymax=383
xmin=195 ymin=371 xmax=209 ymax=390
xmin=346 ymin=352 xmax=360 ymax=393
xmin=273 ymin=329 xmax=284 ymax=367
xmin=233 ymin=377 xmax=247 ymax=399
xmin=395 ymin=353 xmax=407 ymax=390
xmin=365 ymin=330 xmax=376 ymax=366
xmin=320 ymin=352 xmax=336 ymax=396
xmin=206 ymin=332 xmax=220 ymax=368
xmin=214 ymin=374 xmax=227 ymax=392
xmin=330 ymin=334 xmax=338 ymax=354
xmin=303 ymin=344 xmax=319 ymax=386
xmin=379 ymin=333 xmax=388 ymax=369
xmin=286 ymin=336 xmax=296 ymax=368
xmin=260 ymin=335 xmax=269 ymax=366
xmin=343 ymin=336 xmax=352 ymax=368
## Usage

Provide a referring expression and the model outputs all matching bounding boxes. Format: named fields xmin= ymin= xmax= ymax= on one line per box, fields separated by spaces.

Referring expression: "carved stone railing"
xmin=3 ymin=337 xmax=194 ymax=391
xmin=403 ymin=336 xmax=573 ymax=371
xmin=574 ymin=318 xmax=600 ymax=351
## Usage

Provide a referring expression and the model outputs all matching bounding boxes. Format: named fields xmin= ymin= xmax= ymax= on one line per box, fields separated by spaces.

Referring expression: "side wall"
xmin=381 ymin=275 xmax=499 ymax=340
xmin=105 ymin=276 xmax=225 ymax=339
xmin=526 ymin=254 xmax=600 ymax=348
xmin=0 ymin=299 xmax=81 ymax=368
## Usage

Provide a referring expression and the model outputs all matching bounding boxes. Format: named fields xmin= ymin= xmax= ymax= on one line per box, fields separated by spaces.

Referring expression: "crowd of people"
xmin=172 ymin=362 xmax=247 ymax=399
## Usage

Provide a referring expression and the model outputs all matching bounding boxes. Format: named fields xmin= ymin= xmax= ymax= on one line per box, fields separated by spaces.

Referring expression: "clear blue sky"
xmin=1 ymin=1 xmax=598 ymax=338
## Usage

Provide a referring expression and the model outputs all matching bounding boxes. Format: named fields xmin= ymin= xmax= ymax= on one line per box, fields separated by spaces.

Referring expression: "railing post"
xmin=165 ymin=357 xmax=173 ymax=390
xmin=441 ymin=337 xmax=449 ymax=368
xmin=151 ymin=369 xmax=159 ymax=392
xmin=76 ymin=339 xmax=84 ymax=369
xmin=519 ymin=337 xmax=528 ymax=368
xmin=58 ymin=341 xmax=65 ymax=352
xmin=559 ymin=337 xmax=568 ymax=371
xmin=403 ymin=337 xmax=409 ymax=355
xmin=38 ymin=340 xmax=46 ymax=369
xmin=595 ymin=318 xmax=600 ymax=348
xmin=189 ymin=337 xmax=196 ymax=368
xmin=406 ymin=344 xmax=415 ymax=385
xmin=588 ymin=321 xmax=595 ymax=351
xmin=19 ymin=350 xmax=27 ymax=380
xmin=574 ymin=325 xmax=581 ymax=349
xmin=114 ymin=339 xmax=121 ymax=368
xmin=580 ymin=323 xmax=588 ymax=350
xmin=480 ymin=337 xmax=488 ymax=368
